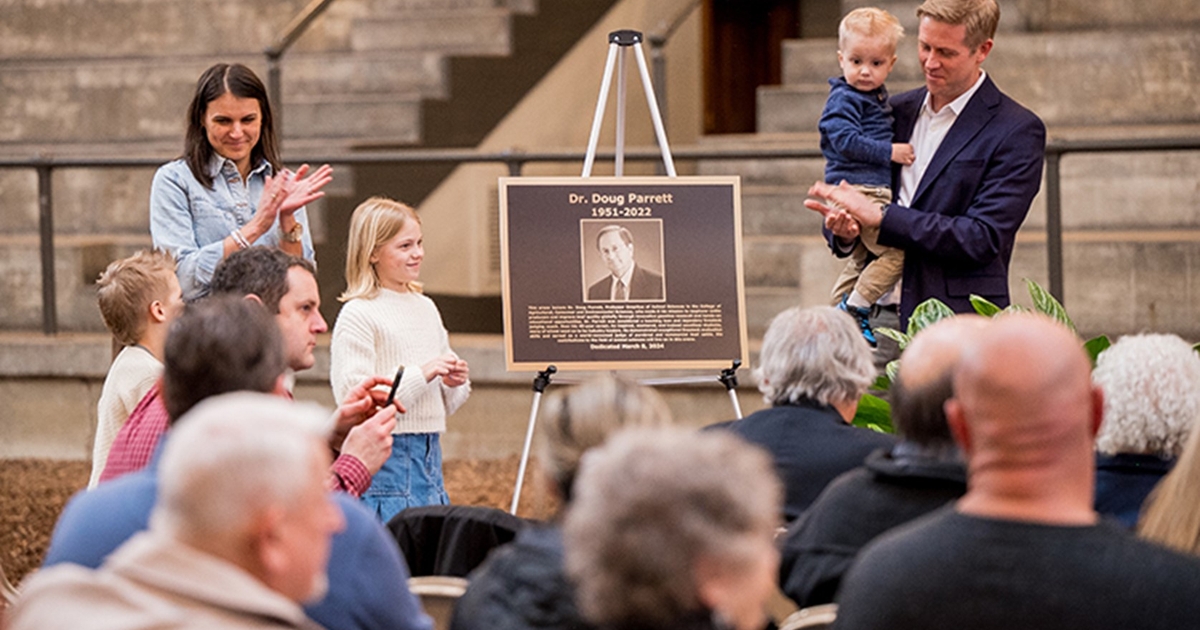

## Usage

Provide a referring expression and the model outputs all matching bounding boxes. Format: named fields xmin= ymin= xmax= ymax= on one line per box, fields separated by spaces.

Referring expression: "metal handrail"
xmin=264 ymin=0 xmax=340 ymax=137
xmin=5 ymin=136 xmax=1200 ymax=334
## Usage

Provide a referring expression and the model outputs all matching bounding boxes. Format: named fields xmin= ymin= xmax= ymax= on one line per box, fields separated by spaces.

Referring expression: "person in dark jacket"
xmin=450 ymin=376 xmax=674 ymax=630
xmin=709 ymin=305 xmax=895 ymax=520
xmin=779 ymin=315 xmax=987 ymax=607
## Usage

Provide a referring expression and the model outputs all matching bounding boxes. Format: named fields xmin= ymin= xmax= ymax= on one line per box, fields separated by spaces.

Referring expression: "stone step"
xmin=840 ymin=0 xmax=1030 ymax=35
xmin=283 ymin=93 xmax=423 ymax=143
xmin=1014 ymin=0 xmax=1200 ymax=31
xmin=740 ymin=233 xmax=1200 ymax=341
xmin=840 ymin=0 xmax=1200 ymax=34
xmin=0 ymin=54 xmax=436 ymax=145
xmin=766 ymin=29 xmax=1200 ymax=133
xmin=0 ymin=0 xmax=308 ymax=59
xmin=695 ymin=126 xmax=1200 ymax=233
xmin=366 ymin=0 xmax=535 ymax=13
xmin=0 ymin=326 xmax=762 ymax=462
xmin=351 ymin=8 xmax=514 ymax=55
xmin=0 ymin=0 xmax=531 ymax=60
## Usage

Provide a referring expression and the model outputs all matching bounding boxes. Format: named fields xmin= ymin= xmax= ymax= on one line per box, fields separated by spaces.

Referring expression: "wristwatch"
xmin=281 ymin=222 xmax=304 ymax=243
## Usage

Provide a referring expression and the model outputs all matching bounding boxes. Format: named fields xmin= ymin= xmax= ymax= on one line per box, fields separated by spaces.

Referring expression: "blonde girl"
xmin=330 ymin=196 xmax=470 ymax=522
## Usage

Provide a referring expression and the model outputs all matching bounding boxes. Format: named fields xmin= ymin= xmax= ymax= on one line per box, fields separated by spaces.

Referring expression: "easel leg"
xmin=510 ymin=366 xmax=557 ymax=515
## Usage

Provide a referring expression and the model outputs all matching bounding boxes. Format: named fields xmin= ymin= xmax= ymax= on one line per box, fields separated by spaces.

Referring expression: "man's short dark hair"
xmin=889 ymin=372 xmax=955 ymax=446
xmin=209 ymin=247 xmax=315 ymax=313
xmin=162 ymin=294 xmax=285 ymax=423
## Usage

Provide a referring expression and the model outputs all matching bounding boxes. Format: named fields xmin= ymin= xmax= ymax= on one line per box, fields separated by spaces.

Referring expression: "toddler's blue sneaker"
xmin=837 ymin=294 xmax=878 ymax=348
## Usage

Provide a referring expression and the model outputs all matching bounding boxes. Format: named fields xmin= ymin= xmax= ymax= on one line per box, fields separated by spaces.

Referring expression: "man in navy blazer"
xmin=807 ymin=0 xmax=1045 ymax=327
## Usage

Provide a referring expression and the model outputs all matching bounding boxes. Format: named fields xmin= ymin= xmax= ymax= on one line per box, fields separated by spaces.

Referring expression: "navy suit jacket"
xmin=586 ymin=264 xmax=664 ymax=300
xmin=832 ymin=75 xmax=1046 ymax=326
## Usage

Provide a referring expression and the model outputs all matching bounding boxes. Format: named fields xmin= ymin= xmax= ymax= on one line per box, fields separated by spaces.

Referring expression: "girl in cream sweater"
xmin=331 ymin=197 xmax=470 ymax=522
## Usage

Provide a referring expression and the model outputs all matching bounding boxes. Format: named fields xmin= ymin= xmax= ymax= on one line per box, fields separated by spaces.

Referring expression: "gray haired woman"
xmin=451 ymin=376 xmax=674 ymax=630
xmin=710 ymin=305 xmax=895 ymax=519
xmin=564 ymin=428 xmax=782 ymax=630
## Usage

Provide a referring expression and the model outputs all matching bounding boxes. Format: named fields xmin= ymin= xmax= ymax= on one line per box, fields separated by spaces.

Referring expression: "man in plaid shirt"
xmin=100 ymin=247 xmax=397 ymax=496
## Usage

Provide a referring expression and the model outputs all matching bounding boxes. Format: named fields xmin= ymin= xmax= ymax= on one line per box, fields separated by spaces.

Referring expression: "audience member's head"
xmin=210 ymin=246 xmax=327 ymax=371
xmin=96 ymin=249 xmax=182 ymax=347
xmin=539 ymin=374 xmax=674 ymax=504
xmin=945 ymin=314 xmax=1102 ymax=522
xmin=161 ymin=294 xmax=285 ymax=422
xmin=341 ymin=196 xmax=423 ymax=300
xmin=1092 ymin=334 xmax=1200 ymax=459
xmin=891 ymin=315 xmax=989 ymax=446
xmin=755 ymin=305 xmax=875 ymax=415
xmin=1139 ymin=418 xmax=1200 ymax=556
xmin=564 ymin=428 xmax=781 ymax=630
xmin=151 ymin=392 xmax=343 ymax=604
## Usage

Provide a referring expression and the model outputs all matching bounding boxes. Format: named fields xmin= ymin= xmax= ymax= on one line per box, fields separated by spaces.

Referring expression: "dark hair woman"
xmin=150 ymin=62 xmax=331 ymax=300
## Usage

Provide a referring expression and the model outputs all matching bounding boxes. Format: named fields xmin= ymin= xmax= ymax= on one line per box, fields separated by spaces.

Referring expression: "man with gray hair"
xmin=43 ymin=296 xmax=431 ymax=630
xmin=708 ymin=305 xmax=895 ymax=520
xmin=779 ymin=315 xmax=985 ymax=607
xmin=9 ymin=393 xmax=343 ymax=629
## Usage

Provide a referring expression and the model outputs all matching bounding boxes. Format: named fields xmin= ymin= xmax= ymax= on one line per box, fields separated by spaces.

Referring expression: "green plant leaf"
xmin=876 ymin=326 xmax=910 ymax=350
xmin=1084 ymin=335 xmax=1112 ymax=367
xmin=1003 ymin=303 xmax=1029 ymax=314
xmin=852 ymin=393 xmax=894 ymax=434
xmin=906 ymin=298 xmax=956 ymax=337
xmin=970 ymin=294 xmax=1002 ymax=317
xmin=871 ymin=373 xmax=892 ymax=392
xmin=1025 ymin=278 xmax=1075 ymax=332
xmin=885 ymin=359 xmax=900 ymax=385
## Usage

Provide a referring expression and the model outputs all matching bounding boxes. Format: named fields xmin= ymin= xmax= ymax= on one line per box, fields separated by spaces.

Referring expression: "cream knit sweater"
xmin=330 ymin=289 xmax=470 ymax=435
xmin=90 ymin=345 xmax=161 ymax=488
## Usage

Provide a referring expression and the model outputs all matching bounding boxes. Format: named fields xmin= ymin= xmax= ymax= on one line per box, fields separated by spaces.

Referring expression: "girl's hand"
xmin=423 ymin=353 xmax=469 ymax=385
xmin=443 ymin=357 xmax=469 ymax=388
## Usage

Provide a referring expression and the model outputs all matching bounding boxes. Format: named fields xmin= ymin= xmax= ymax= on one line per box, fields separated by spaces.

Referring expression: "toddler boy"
xmin=819 ymin=7 xmax=912 ymax=346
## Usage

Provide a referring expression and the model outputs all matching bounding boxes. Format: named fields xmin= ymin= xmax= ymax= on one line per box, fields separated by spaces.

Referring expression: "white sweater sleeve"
xmin=329 ymin=303 xmax=383 ymax=403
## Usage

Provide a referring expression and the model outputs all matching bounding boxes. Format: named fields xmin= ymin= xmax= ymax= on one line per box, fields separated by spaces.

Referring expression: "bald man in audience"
xmin=10 ymin=394 xmax=342 ymax=629
xmin=780 ymin=315 xmax=986 ymax=607
xmin=833 ymin=314 xmax=1200 ymax=630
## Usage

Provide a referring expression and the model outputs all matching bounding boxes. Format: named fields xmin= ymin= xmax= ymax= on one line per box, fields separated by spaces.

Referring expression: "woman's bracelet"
xmin=230 ymin=228 xmax=251 ymax=250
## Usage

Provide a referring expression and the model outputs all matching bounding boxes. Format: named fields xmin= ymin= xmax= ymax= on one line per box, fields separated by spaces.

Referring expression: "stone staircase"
xmin=701 ymin=0 xmax=1200 ymax=340
xmin=0 ymin=0 xmax=620 ymax=332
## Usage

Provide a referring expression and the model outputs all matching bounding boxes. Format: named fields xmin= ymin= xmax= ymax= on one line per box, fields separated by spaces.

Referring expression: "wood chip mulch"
xmin=1 ymin=456 xmax=558 ymax=590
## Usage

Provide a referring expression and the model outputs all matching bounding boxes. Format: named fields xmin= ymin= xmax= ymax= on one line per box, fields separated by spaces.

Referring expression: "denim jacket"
xmin=149 ymin=155 xmax=315 ymax=300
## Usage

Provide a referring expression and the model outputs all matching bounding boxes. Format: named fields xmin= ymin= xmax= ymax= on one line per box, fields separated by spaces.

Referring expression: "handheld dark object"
xmin=385 ymin=365 xmax=405 ymax=407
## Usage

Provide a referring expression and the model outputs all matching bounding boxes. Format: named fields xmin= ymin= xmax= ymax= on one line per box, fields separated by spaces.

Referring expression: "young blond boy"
xmin=90 ymin=250 xmax=183 ymax=488
xmin=819 ymin=7 xmax=912 ymax=346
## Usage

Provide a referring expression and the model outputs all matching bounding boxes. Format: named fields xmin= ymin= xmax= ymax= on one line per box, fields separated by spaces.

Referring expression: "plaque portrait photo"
xmin=581 ymin=220 xmax=665 ymax=303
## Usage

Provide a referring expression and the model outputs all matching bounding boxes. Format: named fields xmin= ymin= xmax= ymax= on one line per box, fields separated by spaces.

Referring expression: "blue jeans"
xmin=362 ymin=432 xmax=449 ymax=524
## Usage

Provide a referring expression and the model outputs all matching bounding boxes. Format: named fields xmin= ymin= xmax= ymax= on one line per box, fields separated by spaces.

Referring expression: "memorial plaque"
xmin=500 ymin=176 xmax=748 ymax=371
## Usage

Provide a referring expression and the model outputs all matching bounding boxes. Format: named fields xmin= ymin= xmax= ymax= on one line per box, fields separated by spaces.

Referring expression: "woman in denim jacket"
xmin=150 ymin=63 xmax=331 ymax=300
